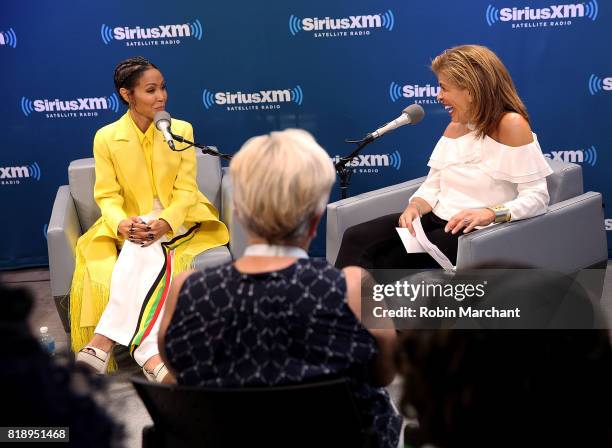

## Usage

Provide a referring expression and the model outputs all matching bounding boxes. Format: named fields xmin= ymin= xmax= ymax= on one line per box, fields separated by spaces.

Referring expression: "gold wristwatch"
xmin=487 ymin=205 xmax=511 ymax=223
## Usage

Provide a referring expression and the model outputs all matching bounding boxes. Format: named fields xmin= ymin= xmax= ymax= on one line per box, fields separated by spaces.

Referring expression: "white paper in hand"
xmin=396 ymin=217 xmax=456 ymax=271
xmin=395 ymin=227 xmax=425 ymax=253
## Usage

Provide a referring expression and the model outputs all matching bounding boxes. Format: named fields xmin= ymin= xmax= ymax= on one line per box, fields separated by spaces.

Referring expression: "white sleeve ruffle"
xmin=427 ymin=133 xmax=553 ymax=183
xmin=427 ymin=135 xmax=479 ymax=169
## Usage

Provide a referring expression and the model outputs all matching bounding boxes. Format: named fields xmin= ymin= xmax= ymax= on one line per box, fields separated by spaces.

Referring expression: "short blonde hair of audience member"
xmin=230 ymin=129 xmax=336 ymax=244
xmin=431 ymin=44 xmax=529 ymax=139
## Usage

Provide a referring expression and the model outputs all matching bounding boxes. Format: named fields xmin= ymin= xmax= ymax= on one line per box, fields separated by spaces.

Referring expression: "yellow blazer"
xmin=94 ymin=111 xmax=221 ymax=235
xmin=70 ymin=112 xmax=229 ymax=350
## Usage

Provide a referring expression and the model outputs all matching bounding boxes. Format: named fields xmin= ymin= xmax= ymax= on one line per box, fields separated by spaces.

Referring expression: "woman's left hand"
xmin=445 ymin=208 xmax=495 ymax=234
xmin=140 ymin=219 xmax=172 ymax=247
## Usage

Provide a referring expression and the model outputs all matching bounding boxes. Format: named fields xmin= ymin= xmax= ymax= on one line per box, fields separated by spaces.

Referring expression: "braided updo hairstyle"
xmin=113 ymin=56 xmax=158 ymax=106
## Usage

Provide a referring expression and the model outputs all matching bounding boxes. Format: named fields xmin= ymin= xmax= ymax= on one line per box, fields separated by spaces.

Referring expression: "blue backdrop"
xmin=1 ymin=0 xmax=610 ymax=268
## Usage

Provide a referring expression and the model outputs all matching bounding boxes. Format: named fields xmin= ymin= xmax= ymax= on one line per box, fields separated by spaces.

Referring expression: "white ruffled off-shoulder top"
xmin=411 ymin=131 xmax=553 ymax=222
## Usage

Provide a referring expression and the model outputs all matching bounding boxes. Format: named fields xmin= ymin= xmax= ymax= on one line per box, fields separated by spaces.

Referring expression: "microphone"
xmin=154 ymin=111 xmax=175 ymax=150
xmin=365 ymin=104 xmax=425 ymax=142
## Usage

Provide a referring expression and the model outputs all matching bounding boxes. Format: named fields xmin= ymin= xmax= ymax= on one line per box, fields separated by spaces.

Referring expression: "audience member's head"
xmin=396 ymin=328 xmax=612 ymax=447
xmin=0 ymin=284 xmax=123 ymax=447
xmin=394 ymin=266 xmax=611 ymax=446
xmin=230 ymin=129 xmax=335 ymax=245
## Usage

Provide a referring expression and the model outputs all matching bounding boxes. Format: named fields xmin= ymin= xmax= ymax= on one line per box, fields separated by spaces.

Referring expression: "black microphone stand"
xmin=170 ymin=133 xmax=233 ymax=161
xmin=334 ymin=135 xmax=375 ymax=200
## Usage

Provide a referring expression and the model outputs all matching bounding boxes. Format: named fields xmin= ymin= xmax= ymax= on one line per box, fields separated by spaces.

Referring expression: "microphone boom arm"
xmin=170 ymin=132 xmax=233 ymax=161
xmin=333 ymin=104 xmax=424 ymax=199
xmin=334 ymin=136 xmax=375 ymax=200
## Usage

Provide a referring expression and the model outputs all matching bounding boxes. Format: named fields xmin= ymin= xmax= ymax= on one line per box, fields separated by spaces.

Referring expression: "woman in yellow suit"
xmin=71 ymin=57 xmax=229 ymax=382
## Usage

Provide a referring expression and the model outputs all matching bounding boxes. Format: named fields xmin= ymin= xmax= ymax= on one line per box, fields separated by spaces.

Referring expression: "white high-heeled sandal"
xmin=75 ymin=346 xmax=111 ymax=374
xmin=142 ymin=362 xmax=169 ymax=383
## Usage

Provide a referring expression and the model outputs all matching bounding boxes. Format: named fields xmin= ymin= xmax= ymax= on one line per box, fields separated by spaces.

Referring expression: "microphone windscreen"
xmin=403 ymin=104 xmax=425 ymax=124
xmin=154 ymin=111 xmax=171 ymax=129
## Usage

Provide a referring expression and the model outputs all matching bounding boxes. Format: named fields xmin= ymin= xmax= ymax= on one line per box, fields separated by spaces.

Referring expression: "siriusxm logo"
xmin=20 ymin=93 xmax=120 ymax=119
xmin=588 ymin=74 xmax=612 ymax=95
xmin=100 ymin=20 xmax=202 ymax=46
xmin=544 ymin=146 xmax=598 ymax=166
xmin=485 ymin=1 xmax=599 ymax=28
xmin=389 ymin=81 xmax=440 ymax=104
xmin=0 ymin=162 xmax=41 ymax=186
xmin=289 ymin=10 xmax=394 ymax=38
xmin=202 ymin=86 xmax=303 ymax=111
xmin=0 ymin=28 xmax=17 ymax=48
xmin=331 ymin=151 xmax=402 ymax=171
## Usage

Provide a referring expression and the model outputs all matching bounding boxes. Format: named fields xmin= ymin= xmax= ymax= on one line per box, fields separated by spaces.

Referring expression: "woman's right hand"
xmin=118 ymin=217 xmax=149 ymax=244
xmin=398 ymin=203 xmax=421 ymax=236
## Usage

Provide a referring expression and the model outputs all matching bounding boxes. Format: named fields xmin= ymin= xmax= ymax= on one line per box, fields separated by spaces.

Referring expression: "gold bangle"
xmin=486 ymin=205 xmax=511 ymax=223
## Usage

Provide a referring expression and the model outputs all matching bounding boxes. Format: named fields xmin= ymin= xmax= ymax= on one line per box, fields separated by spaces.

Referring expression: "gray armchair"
xmin=47 ymin=152 xmax=247 ymax=333
xmin=326 ymin=159 xmax=607 ymax=273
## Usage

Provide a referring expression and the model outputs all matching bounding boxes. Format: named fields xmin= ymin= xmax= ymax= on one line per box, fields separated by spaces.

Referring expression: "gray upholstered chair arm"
xmin=326 ymin=177 xmax=427 ymax=264
xmin=47 ymin=185 xmax=81 ymax=297
xmin=221 ymin=167 xmax=248 ymax=259
xmin=545 ymin=159 xmax=583 ymax=204
xmin=456 ymin=192 xmax=607 ymax=273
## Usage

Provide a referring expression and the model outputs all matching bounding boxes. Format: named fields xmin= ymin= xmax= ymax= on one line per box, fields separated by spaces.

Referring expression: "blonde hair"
xmin=431 ymin=44 xmax=528 ymax=138
xmin=229 ymin=129 xmax=336 ymax=244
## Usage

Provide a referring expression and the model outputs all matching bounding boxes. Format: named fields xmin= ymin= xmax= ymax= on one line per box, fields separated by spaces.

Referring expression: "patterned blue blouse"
xmin=165 ymin=258 xmax=401 ymax=448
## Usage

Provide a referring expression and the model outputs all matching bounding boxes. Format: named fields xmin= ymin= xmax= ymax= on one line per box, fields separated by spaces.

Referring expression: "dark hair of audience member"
xmin=0 ymin=283 xmax=124 ymax=447
xmin=394 ymin=268 xmax=612 ymax=447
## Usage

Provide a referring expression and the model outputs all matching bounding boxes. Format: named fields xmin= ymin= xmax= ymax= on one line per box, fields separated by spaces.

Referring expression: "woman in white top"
xmin=335 ymin=44 xmax=552 ymax=269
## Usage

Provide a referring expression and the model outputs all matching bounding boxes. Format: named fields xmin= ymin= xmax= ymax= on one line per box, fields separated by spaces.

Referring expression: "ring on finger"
xmin=463 ymin=217 xmax=471 ymax=224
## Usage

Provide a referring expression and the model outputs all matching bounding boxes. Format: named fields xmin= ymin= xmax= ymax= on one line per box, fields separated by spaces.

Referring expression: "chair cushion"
xmin=69 ymin=159 xmax=99 ymax=232
xmin=196 ymin=150 xmax=222 ymax=213
xmin=545 ymin=159 xmax=583 ymax=205
xmin=192 ymin=246 xmax=232 ymax=271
